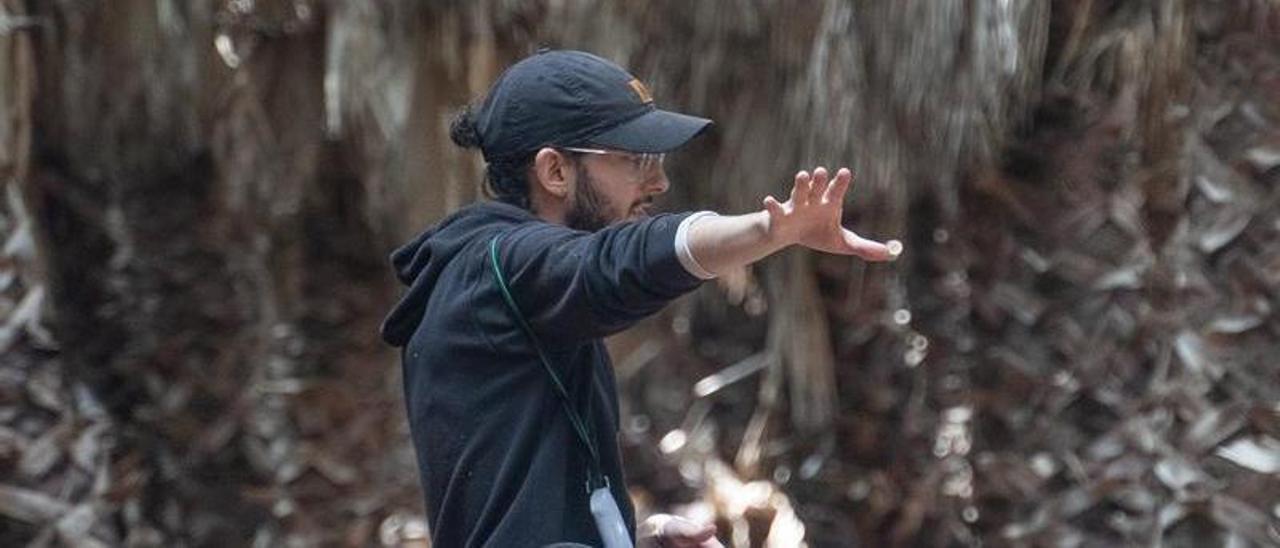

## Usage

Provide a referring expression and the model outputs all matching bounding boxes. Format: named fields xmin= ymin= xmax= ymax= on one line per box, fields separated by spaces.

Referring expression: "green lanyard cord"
xmin=489 ymin=235 xmax=604 ymax=491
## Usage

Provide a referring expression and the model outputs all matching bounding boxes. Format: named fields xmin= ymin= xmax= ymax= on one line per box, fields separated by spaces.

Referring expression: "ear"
xmin=532 ymin=147 xmax=574 ymax=199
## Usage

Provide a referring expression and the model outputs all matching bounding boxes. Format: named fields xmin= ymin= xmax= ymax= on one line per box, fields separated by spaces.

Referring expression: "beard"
xmin=564 ymin=164 xmax=612 ymax=232
xmin=564 ymin=162 xmax=652 ymax=232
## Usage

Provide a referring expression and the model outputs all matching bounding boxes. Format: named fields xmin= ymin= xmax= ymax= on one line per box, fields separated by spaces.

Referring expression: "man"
xmin=380 ymin=49 xmax=898 ymax=547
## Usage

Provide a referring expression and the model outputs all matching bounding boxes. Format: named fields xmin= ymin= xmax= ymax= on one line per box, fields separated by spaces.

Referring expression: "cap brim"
xmin=585 ymin=109 xmax=713 ymax=153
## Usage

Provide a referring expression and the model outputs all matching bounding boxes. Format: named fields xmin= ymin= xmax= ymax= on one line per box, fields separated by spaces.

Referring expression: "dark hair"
xmin=450 ymin=106 xmax=535 ymax=210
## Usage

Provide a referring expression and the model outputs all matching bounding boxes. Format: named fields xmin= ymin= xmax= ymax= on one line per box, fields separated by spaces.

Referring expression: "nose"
xmin=648 ymin=171 xmax=670 ymax=195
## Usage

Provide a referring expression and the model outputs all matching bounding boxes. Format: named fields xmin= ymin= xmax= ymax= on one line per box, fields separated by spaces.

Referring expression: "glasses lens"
xmin=565 ymin=148 xmax=664 ymax=175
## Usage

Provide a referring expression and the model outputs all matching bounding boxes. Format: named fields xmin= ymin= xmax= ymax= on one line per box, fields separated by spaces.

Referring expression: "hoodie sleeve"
xmin=492 ymin=212 xmax=707 ymax=346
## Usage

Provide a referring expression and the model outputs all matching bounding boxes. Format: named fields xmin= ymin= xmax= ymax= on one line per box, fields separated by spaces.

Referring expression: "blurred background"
xmin=2 ymin=1 xmax=1279 ymax=546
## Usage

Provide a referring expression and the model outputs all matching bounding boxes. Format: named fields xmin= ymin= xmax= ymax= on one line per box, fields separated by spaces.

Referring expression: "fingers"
xmin=809 ymin=167 xmax=828 ymax=205
xmin=763 ymin=195 xmax=785 ymax=217
xmin=792 ymin=166 xmax=853 ymax=206
xmin=822 ymin=168 xmax=852 ymax=205
xmin=787 ymin=166 xmax=854 ymax=208
xmin=790 ymin=171 xmax=809 ymax=205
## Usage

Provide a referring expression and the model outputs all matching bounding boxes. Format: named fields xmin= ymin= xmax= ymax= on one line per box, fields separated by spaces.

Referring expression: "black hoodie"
xmin=381 ymin=200 xmax=706 ymax=547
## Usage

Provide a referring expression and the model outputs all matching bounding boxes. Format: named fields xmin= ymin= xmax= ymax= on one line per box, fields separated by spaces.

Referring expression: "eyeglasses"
xmin=559 ymin=146 xmax=665 ymax=174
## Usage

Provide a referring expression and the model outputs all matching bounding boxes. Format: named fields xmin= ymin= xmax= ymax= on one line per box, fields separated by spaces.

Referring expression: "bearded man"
xmin=381 ymin=49 xmax=897 ymax=548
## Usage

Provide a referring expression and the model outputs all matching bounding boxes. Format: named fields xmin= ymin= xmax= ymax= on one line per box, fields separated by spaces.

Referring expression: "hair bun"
xmin=449 ymin=106 xmax=482 ymax=149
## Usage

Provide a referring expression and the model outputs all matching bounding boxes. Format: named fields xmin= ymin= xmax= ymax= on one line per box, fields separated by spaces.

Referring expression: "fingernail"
xmin=886 ymin=239 xmax=903 ymax=258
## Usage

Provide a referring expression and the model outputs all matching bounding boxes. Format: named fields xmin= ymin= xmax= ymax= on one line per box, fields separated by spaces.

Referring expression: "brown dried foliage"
xmin=2 ymin=1 xmax=1278 ymax=546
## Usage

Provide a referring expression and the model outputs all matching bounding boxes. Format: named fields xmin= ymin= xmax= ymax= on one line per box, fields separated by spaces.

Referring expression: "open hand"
xmin=636 ymin=514 xmax=723 ymax=548
xmin=762 ymin=167 xmax=899 ymax=261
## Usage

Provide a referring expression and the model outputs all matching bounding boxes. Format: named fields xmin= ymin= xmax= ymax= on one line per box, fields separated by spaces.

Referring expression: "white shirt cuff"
xmin=674 ymin=211 xmax=719 ymax=280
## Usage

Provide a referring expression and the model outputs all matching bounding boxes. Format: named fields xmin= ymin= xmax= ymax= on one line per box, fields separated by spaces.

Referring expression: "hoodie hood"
xmin=380 ymin=200 xmax=536 ymax=347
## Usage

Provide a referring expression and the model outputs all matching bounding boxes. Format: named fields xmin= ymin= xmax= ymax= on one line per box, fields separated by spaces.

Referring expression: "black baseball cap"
xmin=472 ymin=49 xmax=712 ymax=162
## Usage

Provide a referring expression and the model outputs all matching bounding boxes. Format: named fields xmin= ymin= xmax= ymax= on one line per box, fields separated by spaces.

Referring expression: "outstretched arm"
xmin=684 ymin=167 xmax=899 ymax=277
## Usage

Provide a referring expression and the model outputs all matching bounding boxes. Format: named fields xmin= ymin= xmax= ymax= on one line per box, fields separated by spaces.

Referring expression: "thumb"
xmin=842 ymin=229 xmax=898 ymax=262
xmin=662 ymin=516 xmax=717 ymax=542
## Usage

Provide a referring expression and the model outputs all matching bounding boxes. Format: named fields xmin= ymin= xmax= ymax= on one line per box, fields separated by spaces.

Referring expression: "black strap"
xmin=489 ymin=235 xmax=604 ymax=492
